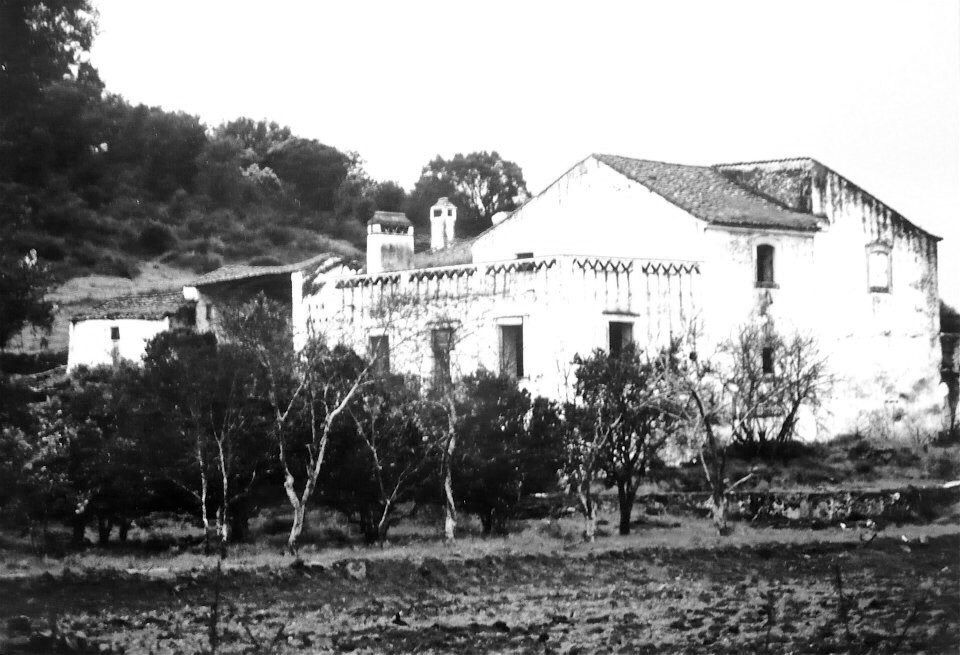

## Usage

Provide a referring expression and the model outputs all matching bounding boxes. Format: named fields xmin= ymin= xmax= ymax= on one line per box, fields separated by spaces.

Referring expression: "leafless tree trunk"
xmin=576 ymin=474 xmax=597 ymax=542
xmin=441 ymin=392 xmax=458 ymax=541
xmin=197 ymin=437 xmax=212 ymax=548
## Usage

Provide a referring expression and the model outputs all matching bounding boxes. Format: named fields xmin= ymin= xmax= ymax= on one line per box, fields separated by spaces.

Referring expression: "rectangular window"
xmin=609 ymin=321 xmax=633 ymax=357
xmin=369 ymin=335 xmax=390 ymax=376
xmin=499 ymin=324 xmax=524 ymax=378
xmin=433 ymin=208 xmax=443 ymax=217
xmin=756 ymin=244 xmax=776 ymax=287
xmin=867 ymin=249 xmax=891 ymax=292
xmin=515 ymin=252 xmax=534 ymax=259
xmin=761 ymin=346 xmax=775 ymax=375
xmin=110 ymin=326 xmax=120 ymax=341
xmin=205 ymin=304 xmax=213 ymax=321
xmin=431 ymin=328 xmax=454 ymax=389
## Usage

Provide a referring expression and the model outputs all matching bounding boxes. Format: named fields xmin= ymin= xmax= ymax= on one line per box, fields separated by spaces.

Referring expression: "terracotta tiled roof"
xmin=368 ymin=211 xmax=412 ymax=228
xmin=72 ymin=290 xmax=191 ymax=321
xmin=191 ymin=253 xmax=350 ymax=287
xmin=594 ymin=154 xmax=823 ymax=231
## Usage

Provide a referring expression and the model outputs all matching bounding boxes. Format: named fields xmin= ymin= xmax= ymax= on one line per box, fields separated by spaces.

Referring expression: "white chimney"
xmin=367 ymin=211 xmax=414 ymax=274
xmin=430 ymin=197 xmax=457 ymax=250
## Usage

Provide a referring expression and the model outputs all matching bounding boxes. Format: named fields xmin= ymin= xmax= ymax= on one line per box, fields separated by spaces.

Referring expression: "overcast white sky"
xmin=90 ymin=0 xmax=959 ymax=304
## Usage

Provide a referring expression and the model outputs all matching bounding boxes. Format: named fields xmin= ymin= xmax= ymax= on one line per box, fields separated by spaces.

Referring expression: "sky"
xmin=89 ymin=0 xmax=959 ymax=304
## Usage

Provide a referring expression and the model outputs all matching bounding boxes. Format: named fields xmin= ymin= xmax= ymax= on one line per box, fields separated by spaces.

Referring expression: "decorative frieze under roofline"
xmin=572 ymin=258 xmax=700 ymax=276
xmin=312 ymin=254 xmax=702 ymax=294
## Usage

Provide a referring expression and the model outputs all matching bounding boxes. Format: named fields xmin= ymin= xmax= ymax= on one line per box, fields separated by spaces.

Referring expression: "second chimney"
xmin=430 ymin=197 xmax=457 ymax=250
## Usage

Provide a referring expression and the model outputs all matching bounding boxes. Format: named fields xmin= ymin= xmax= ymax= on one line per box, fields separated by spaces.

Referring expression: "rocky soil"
xmin=1 ymin=532 xmax=957 ymax=654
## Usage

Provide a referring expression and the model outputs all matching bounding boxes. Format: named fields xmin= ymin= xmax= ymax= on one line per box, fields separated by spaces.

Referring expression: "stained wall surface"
xmin=296 ymin=156 xmax=944 ymax=440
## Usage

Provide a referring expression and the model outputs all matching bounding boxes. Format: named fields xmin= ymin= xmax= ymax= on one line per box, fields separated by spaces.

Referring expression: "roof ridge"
xmin=713 ymin=156 xmax=819 ymax=168
xmin=192 ymin=252 xmax=346 ymax=286
xmin=592 ymin=153 xmax=822 ymax=232
xmin=594 ymin=153 xmax=709 ymax=169
xmin=90 ymin=288 xmax=184 ymax=302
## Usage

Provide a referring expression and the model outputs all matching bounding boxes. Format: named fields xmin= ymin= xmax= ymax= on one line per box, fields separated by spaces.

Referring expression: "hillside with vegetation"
xmin=0 ymin=1 xmax=530 ymax=353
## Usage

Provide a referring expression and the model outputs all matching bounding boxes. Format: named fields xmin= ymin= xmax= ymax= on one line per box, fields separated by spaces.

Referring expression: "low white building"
xmin=67 ymin=291 xmax=195 ymax=372
xmin=292 ymin=154 xmax=945 ymax=439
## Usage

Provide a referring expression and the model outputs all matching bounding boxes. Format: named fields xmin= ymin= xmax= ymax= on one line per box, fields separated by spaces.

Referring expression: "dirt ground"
xmin=1 ymin=522 xmax=957 ymax=654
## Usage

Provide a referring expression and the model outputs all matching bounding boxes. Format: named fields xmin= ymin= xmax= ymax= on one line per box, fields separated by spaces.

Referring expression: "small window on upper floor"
xmin=206 ymin=304 xmax=214 ymax=321
xmin=433 ymin=208 xmax=443 ymax=218
xmin=110 ymin=326 xmax=120 ymax=341
xmin=867 ymin=245 xmax=891 ymax=293
xmin=756 ymin=244 xmax=776 ymax=287
xmin=516 ymin=252 xmax=534 ymax=260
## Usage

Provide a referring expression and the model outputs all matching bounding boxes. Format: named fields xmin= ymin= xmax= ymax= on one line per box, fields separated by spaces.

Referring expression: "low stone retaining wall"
xmin=638 ymin=486 xmax=960 ymax=528
xmin=519 ymin=485 xmax=960 ymax=528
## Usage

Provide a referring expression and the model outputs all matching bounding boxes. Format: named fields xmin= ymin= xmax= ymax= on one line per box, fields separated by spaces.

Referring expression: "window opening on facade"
xmin=609 ymin=321 xmax=633 ymax=357
xmin=110 ymin=326 xmax=120 ymax=341
xmin=756 ymin=244 xmax=776 ymax=287
xmin=867 ymin=246 xmax=891 ymax=292
xmin=369 ymin=335 xmax=390 ymax=376
xmin=499 ymin=324 xmax=524 ymax=378
xmin=431 ymin=328 xmax=454 ymax=389
xmin=761 ymin=346 xmax=775 ymax=375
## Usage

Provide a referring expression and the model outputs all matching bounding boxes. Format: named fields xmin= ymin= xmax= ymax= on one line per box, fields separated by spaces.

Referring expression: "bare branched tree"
xmin=674 ymin=321 xmax=830 ymax=534
xmin=221 ymin=288 xmax=432 ymax=552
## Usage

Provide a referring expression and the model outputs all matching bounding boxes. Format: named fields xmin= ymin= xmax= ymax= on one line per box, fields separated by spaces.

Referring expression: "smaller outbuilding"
xmin=67 ymin=290 xmax=195 ymax=372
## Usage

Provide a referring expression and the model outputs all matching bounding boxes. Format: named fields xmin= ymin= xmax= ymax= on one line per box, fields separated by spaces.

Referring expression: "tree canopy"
xmin=406 ymin=151 xmax=530 ymax=237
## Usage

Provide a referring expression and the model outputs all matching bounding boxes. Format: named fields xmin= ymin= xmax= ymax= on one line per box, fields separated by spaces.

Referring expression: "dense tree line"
xmin=1 ymin=3 xmax=530 ymax=283
xmin=0 ymin=295 xmax=829 ymax=552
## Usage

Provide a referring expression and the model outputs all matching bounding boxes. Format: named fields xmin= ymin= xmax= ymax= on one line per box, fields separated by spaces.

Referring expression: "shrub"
xmin=92 ymin=255 xmax=139 ymax=279
xmin=249 ymin=256 xmax=283 ymax=266
xmin=0 ymin=351 xmax=67 ymax=375
xmin=324 ymin=217 xmax=366 ymax=247
xmin=108 ymin=196 xmax=154 ymax=221
xmin=185 ymin=212 xmax=211 ymax=237
xmin=222 ymin=237 xmax=270 ymax=259
xmin=139 ymin=222 xmax=178 ymax=255
xmin=167 ymin=252 xmax=222 ymax=273
xmin=71 ymin=243 xmax=100 ymax=267
xmin=263 ymin=225 xmax=295 ymax=246
xmin=924 ymin=450 xmax=960 ymax=480
xmin=454 ymin=372 xmax=564 ymax=535
xmin=7 ymin=233 xmax=67 ymax=262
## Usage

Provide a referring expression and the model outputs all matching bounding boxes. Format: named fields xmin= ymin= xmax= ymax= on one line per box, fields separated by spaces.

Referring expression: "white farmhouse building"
xmin=67 ymin=291 xmax=195 ymax=372
xmin=292 ymin=154 xmax=945 ymax=440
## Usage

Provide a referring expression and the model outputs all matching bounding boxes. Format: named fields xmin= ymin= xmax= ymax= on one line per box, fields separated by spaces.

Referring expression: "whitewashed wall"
xmin=295 ymin=156 xmax=944 ymax=440
xmin=472 ymin=157 xmax=707 ymax=263
xmin=298 ymin=257 xmax=699 ymax=401
xmin=67 ymin=317 xmax=170 ymax=372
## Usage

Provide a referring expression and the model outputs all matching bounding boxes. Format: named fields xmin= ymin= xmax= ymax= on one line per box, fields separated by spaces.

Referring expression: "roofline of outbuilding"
xmin=191 ymin=253 xmax=359 ymax=288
